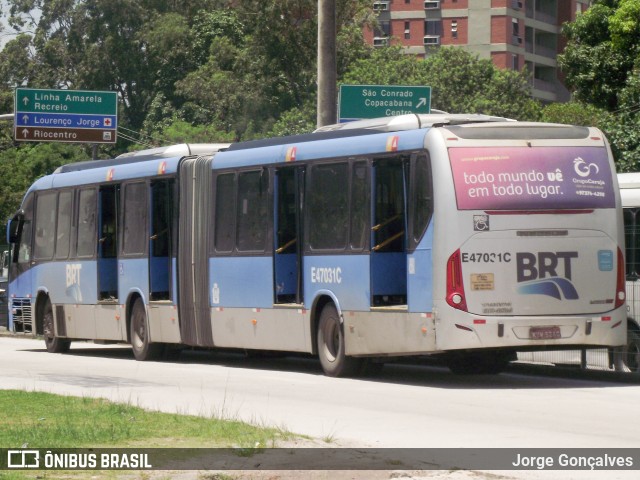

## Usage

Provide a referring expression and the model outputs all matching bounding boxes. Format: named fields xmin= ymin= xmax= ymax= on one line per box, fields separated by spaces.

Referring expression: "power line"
xmin=117 ymin=131 xmax=155 ymax=149
xmin=118 ymin=125 xmax=168 ymax=145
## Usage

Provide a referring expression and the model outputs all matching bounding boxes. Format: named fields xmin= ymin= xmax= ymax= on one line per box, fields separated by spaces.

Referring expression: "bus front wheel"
xmin=42 ymin=300 xmax=70 ymax=354
xmin=130 ymin=299 xmax=162 ymax=361
xmin=317 ymin=303 xmax=362 ymax=377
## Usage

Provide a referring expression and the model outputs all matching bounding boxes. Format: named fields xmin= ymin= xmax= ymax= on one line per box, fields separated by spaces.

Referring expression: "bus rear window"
xmin=449 ymin=146 xmax=615 ymax=210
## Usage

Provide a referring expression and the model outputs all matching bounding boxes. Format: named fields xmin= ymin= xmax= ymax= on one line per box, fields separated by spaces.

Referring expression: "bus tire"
xmin=42 ymin=299 xmax=70 ymax=354
xmin=317 ymin=303 xmax=362 ymax=377
xmin=130 ymin=298 xmax=162 ymax=361
xmin=622 ymin=330 xmax=640 ymax=373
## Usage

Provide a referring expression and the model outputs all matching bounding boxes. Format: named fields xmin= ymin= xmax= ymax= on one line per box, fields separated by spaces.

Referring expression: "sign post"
xmin=14 ymin=88 xmax=118 ymax=144
xmin=338 ymin=84 xmax=431 ymax=123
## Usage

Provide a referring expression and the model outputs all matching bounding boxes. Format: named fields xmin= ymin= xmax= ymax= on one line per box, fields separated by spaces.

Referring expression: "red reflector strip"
xmin=473 ymin=319 xmax=486 ymax=324
xmin=612 ymin=321 xmax=622 ymax=329
xmin=601 ymin=316 xmax=611 ymax=322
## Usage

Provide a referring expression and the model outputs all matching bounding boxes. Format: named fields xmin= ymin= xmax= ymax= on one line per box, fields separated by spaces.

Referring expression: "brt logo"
xmin=516 ymin=251 xmax=579 ymax=300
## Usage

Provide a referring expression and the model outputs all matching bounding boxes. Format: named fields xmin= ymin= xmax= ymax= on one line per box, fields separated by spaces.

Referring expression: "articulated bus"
xmin=616 ymin=172 xmax=640 ymax=372
xmin=6 ymin=114 xmax=626 ymax=376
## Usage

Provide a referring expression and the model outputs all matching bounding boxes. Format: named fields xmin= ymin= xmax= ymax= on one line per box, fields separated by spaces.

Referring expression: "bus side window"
xmin=34 ymin=191 xmax=58 ymax=261
xmin=214 ymin=173 xmax=237 ymax=254
xmin=17 ymin=194 xmax=34 ymax=264
xmin=55 ymin=191 xmax=73 ymax=260
xmin=77 ymin=188 xmax=97 ymax=258
xmin=373 ymin=160 xmax=405 ymax=252
xmin=308 ymin=162 xmax=349 ymax=250
xmin=409 ymin=154 xmax=433 ymax=250
xmin=350 ymin=161 xmax=370 ymax=251
xmin=237 ymin=170 xmax=269 ymax=253
xmin=122 ymin=183 xmax=147 ymax=256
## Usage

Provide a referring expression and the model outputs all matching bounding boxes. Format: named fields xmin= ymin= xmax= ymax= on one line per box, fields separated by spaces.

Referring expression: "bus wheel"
xmin=445 ymin=351 xmax=511 ymax=375
xmin=42 ymin=300 xmax=70 ymax=354
xmin=130 ymin=299 xmax=162 ymax=361
xmin=317 ymin=303 xmax=362 ymax=377
xmin=623 ymin=330 xmax=640 ymax=373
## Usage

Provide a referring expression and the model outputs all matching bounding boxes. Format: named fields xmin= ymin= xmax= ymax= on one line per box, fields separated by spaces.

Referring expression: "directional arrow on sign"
xmin=416 ymin=98 xmax=427 ymax=109
xmin=15 ymin=88 xmax=118 ymax=144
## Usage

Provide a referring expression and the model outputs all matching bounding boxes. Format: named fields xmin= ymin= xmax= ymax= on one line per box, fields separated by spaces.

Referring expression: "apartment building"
xmin=365 ymin=0 xmax=593 ymax=102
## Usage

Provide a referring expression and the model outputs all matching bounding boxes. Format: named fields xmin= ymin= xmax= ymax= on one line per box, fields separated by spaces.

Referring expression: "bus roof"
xmin=314 ymin=113 xmax=515 ymax=133
xmin=617 ymin=172 xmax=640 ymax=189
xmin=54 ymin=143 xmax=230 ymax=174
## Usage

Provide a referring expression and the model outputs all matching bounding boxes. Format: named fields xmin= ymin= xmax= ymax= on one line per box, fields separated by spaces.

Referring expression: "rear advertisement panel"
xmin=458 ymin=232 xmax=618 ymax=316
xmin=449 ymin=146 xmax=615 ymax=210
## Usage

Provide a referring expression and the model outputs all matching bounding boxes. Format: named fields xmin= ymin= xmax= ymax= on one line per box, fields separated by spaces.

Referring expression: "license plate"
xmin=529 ymin=326 xmax=561 ymax=340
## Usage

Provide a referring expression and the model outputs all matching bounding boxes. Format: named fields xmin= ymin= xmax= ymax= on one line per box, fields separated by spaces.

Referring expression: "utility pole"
xmin=317 ymin=0 xmax=337 ymax=128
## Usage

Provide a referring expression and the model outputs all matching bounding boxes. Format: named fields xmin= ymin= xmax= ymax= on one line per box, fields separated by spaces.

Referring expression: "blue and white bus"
xmin=6 ymin=114 xmax=626 ymax=375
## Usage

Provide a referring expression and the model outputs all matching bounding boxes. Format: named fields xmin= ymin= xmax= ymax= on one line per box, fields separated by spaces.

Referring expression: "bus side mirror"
xmin=7 ymin=211 xmax=24 ymax=244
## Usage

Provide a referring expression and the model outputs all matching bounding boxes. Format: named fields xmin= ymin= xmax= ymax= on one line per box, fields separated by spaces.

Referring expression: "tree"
xmin=559 ymin=0 xmax=639 ymax=111
xmin=558 ymin=0 xmax=640 ymax=170
xmin=0 ymin=142 xmax=86 ymax=224
xmin=342 ymin=47 xmax=541 ymax=120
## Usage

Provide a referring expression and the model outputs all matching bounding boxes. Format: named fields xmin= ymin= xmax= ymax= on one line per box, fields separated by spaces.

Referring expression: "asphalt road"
xmin=1 ymin=335 xmax=639 ymax=450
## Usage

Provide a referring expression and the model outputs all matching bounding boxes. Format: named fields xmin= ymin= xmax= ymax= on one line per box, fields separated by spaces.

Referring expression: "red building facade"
xmin=365 ymin=0 xmax=592 ymax=102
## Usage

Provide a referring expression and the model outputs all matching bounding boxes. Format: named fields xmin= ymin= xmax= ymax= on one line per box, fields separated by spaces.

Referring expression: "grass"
xmin=0 ymin=389 xmax=300 ymax=479
xmin=0 ymin=390 xmax=295 ymax=449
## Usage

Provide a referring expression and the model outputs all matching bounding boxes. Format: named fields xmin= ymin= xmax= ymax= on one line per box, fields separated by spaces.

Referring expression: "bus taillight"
xmin=615 ymin=247 xmax=625 ymax=309
xmin=446 ymin=249 xmax=468 ymax=312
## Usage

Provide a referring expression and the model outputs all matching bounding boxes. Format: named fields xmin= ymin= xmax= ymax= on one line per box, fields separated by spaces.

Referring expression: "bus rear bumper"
xmin=435 ymin=310 xmax=627 ymax=351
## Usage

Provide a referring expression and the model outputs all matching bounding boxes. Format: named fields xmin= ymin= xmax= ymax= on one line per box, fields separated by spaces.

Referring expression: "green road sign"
xmin=339 ymin=84 xmax=431 ymax=122
xmin=14 ymin=88 xmax=118 ymax=143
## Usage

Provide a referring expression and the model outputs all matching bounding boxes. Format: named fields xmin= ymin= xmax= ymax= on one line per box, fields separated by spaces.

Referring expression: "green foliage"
xmin=559 ymin=0 xmax=639 ymax=111
xmin=600 ymin=114 xmax=640 ymax=172
xmin=267 ymin=100 xmax=317 ymax=137
xmin=341 ymin=46 xmax=424 ymax=85
xmin=161 ymin=120 xmax=235 ymax=145
xmin=609 ymin=0 xmax=640 ymax=54
xmin=0 ymin=389 xmax=294 ymax=448
xmin=541 ymin=101 xmax=640 ymax=172
xmin=558 ymin=0 xmax=640 ymax=170
xmin=541 ymin=102 xmax=609 ymax=127
xmin=0 ymin=141 xmax=86 ymax=223
xmin=342 ymin=47 xmax=541 ymax=120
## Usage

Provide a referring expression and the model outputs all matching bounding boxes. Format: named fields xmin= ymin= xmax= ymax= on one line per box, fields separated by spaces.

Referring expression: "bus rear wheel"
xmin=42 ymin=299 xmax=70 ymax=354
xmin=130 ymin=299 xmax=162 ymax=361
xmin=623 ymin=330 xmax=640 ymax=373
xmin=317 ymin=303 xmax=362 ymax=377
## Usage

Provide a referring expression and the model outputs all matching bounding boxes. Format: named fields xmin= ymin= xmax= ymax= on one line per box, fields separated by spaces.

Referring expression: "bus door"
xmin=371 ymin=158 xmax=408 ymax=307
xmin=98 ymin=185 xmax=119 ymax=301
xmin=149 ymin=179 xmax=174 ymax=301
xmin=274 ymin=167 xmax=304 ymax=305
